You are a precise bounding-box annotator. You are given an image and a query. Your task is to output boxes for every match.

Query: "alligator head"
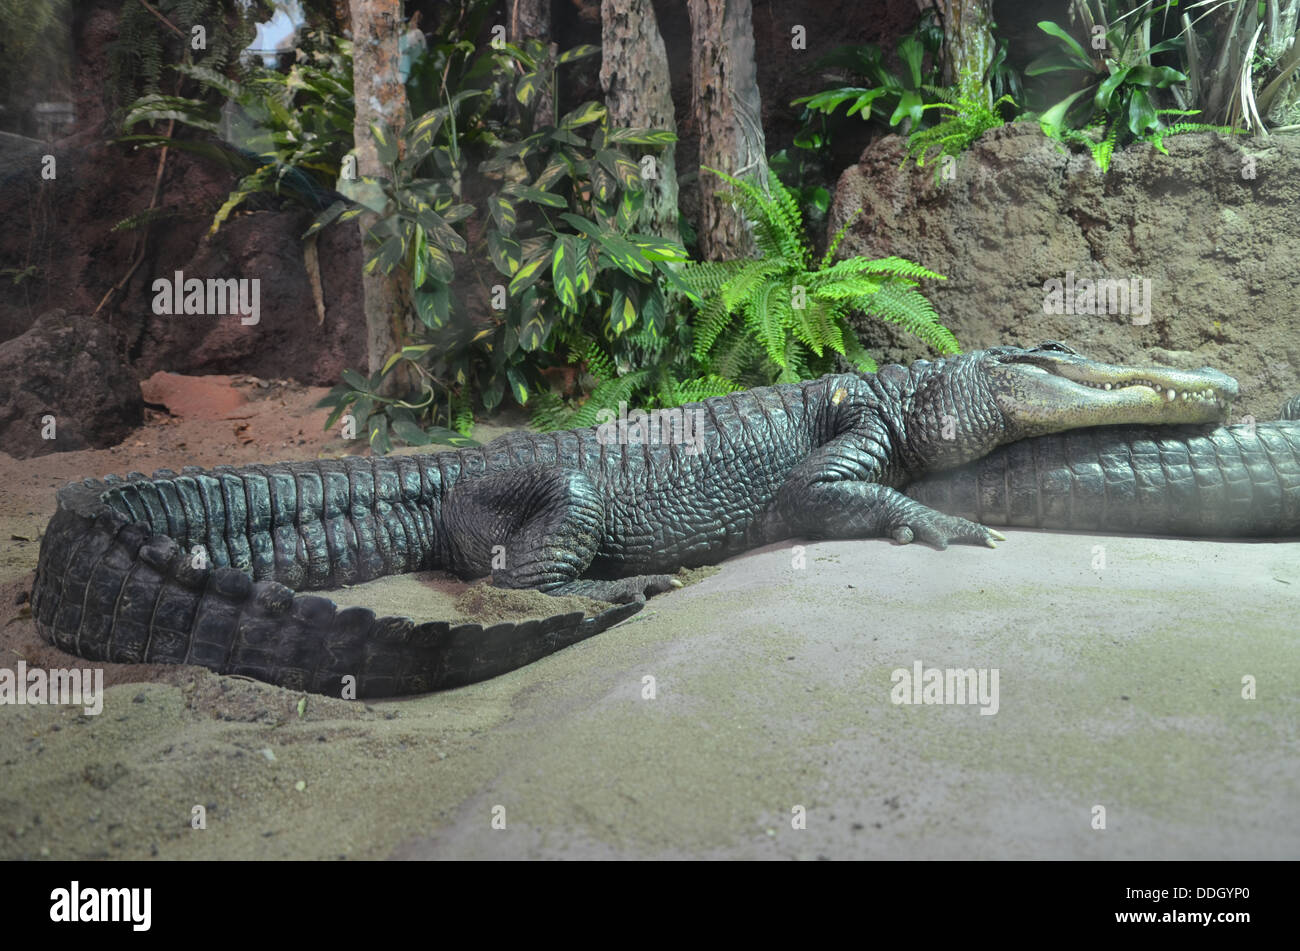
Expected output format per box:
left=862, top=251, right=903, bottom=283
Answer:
left=903, top=341, right=1239, bottom=470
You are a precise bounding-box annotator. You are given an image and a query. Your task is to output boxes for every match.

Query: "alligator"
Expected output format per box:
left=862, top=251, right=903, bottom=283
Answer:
left=908, top=401, right=1300, bottom=537
left=30, top=343, right=1240, bottom=698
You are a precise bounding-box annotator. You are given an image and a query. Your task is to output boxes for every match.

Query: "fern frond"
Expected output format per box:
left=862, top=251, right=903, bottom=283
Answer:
left=861, top=283, right=961, bottom=354
left=720, top=259, right=785, bottom=314
left=810, top=277, right=886, bottom=300
left=744, top=280, right=788, bottom=368
left=841, top=331, right=879, bottom=374
left=563, top=370, right=651, bottom=430
left=678, top=259, right=748, bottom=298
left=690, top=294, right=736, bottom=360
left=810, top=255, right=946, bottom=285
left=820, top=209, right=863, bottom=269
left=667, top=375, right=744, bottom=405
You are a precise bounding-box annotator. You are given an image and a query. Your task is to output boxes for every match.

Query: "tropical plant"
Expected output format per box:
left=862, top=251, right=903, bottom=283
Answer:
left=313, top=37, right=693, bottom=452
left=1178, top=0, right=1300, bottom=131
left=1027, top=7, right=1189, bottom=143
left=906, top=71, right=1017, bottom=178
left=117, top=31, right=355, bottom=233
left=791, top=9, right=946, bottom=137
left=679, top=167, right=956, bottom=386
left=1026, top=3, right=1239, bottom=170
left=107, top=0, right=260, bottom=118
left=767, top=147, right=832, bottom=229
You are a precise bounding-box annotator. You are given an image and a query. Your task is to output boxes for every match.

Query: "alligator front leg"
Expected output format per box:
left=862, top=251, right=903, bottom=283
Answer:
left=442, top=466, right=679, bottom=602
left=776, top=444, right=1005, bottom=549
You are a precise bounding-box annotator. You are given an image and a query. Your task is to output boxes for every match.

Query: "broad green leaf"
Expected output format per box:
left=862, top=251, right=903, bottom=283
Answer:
left=628, top=235, right=689, bottom=262
left=517, top=288, right=549, bottom=350
left=897, top=34, right=924, bottom=87
left=342, top=368, right=371, bottom=392
left=559, top=212, right=600, bottom=234
left=590, top=164, right=615, bottom=203
left=487, top=229, right=523, bottom=275
left=366, top=235, right=405, bottom=275
left=791, top=87, right=873, bottom=112
left=369, top=121, right=398, bottom=167
left=412, top=283, right=451, bottom=328
left=605, top=127, right=678, bottom=146
left=1035, top=20, right=1094, bottom=70
left=594, top=231, right=652, bottom=276
left=505, top=366, right=529, bottom=405
left=607, top=286, right=638, bottom=334
left=516, top=71, right=539, bottom=107
left=534, top=157, right=571, bottom=191
left=556, top=44, right=600, bottom=65
left=616, top=188, right=644, bottom=231
left=845, top=88, right=888, bottom=117
left=596, top=149, right=641, bottom=191
left=303, top=199, right=349, bottom=239
left=1127, top=89, right=1158, bottom=136
left=368, top=415, right=392, bottom=454
left=510, top=184, right=567, bottom=208
left=574, top=236, right=595, bottom=294
left=490, top=195, right=517, bottom=235
left=1038, top=88, right=1091, bottom=136
left=411, top=206, right=466, bottom=253
left=1126, top=65, right=1187, bottom=89
left=411, top=228, right=428, bottom=287
left=390, top=418, right=434, bottom=446
left=508, top=247, right=552, bottom=296
left=889, top=90, right=924, bottom=128
left=424, top=243, right=455, bottom=283
left=552, top=234, right=579, bottom=312
left=559, top=101, right=606, bottom=129
left=1095, top=66, right=1129, bottom=113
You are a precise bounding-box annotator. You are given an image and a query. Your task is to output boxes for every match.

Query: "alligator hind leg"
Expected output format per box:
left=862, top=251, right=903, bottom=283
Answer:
left=442, top=466, right=678, bottom=603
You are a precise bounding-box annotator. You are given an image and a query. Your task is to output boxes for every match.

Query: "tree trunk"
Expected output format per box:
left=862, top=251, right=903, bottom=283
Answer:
left=351, top=0, right=411, bottom=397
left=599, top=0, right=679, bottom=243
left=689, top=0, right=766, bottom=260
left=510, top=0, right=555, bottom=126
left=930, top=0, right=996, bottom=105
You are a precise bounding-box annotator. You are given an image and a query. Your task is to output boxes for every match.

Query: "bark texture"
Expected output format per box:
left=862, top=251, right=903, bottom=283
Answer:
left=688, top=0, right=767, bottom=260
left=351, top=0, right=410, bottom=395
left=599, top=0, right=680, bottom=242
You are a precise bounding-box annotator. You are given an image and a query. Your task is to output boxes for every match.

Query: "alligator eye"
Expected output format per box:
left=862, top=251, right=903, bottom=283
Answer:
left=1037, top=340, right=1078, bottom=354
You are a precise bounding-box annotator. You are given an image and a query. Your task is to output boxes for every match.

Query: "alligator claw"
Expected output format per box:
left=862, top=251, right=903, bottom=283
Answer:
left=892, top=511, right=1002, bottom=550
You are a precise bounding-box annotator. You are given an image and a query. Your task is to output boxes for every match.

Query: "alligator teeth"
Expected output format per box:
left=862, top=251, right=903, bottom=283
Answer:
left=1076, top=378, right=1222, bottom=405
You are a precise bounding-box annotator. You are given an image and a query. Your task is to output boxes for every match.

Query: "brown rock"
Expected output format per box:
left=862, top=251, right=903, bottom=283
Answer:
left=828, top=124, right=1300, bottom=420
left=0, top=310, right=142, bottom=458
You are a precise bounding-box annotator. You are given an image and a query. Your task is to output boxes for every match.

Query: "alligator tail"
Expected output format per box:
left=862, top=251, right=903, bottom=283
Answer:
left=31, top=468, right=640, bottom=698
left=906, top=421, right=1300, bottom=537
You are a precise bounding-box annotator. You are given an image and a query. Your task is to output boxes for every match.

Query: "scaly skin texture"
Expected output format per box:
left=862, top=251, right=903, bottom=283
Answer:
left=30, top=343, right=1239, bottom=697
left=908, top=409, right=1300, bottom=537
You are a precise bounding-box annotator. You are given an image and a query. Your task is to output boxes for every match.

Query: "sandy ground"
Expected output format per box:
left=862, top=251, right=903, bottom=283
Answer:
left=1, top=376, right=1296, bottom=860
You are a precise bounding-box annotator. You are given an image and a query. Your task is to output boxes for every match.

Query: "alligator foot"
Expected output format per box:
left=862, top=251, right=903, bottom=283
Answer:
left=547, top=574, right=684, bottom=604
left=891, top=510, right=1006, bottom=550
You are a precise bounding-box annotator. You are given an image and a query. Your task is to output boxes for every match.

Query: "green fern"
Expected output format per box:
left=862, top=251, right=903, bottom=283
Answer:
left=906, top=84, right=1016, bottom=179
left=108, top=0, right=260, bottom=121
left=1047, top=110, right=1237, bottom=174
left=1147, top=110, right=1239, bottom=155
left=1054, top=125, right=1120, bottom=172
left=679, top=167, right=955, bottom=386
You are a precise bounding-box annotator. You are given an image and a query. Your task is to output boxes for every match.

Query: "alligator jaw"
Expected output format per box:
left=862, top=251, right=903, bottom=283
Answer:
left=989, top=345, right=1239, bottom=435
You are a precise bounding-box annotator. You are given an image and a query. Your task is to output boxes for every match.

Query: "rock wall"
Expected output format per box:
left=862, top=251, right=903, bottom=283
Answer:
left=829, top=123, right=1300, bottom=421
